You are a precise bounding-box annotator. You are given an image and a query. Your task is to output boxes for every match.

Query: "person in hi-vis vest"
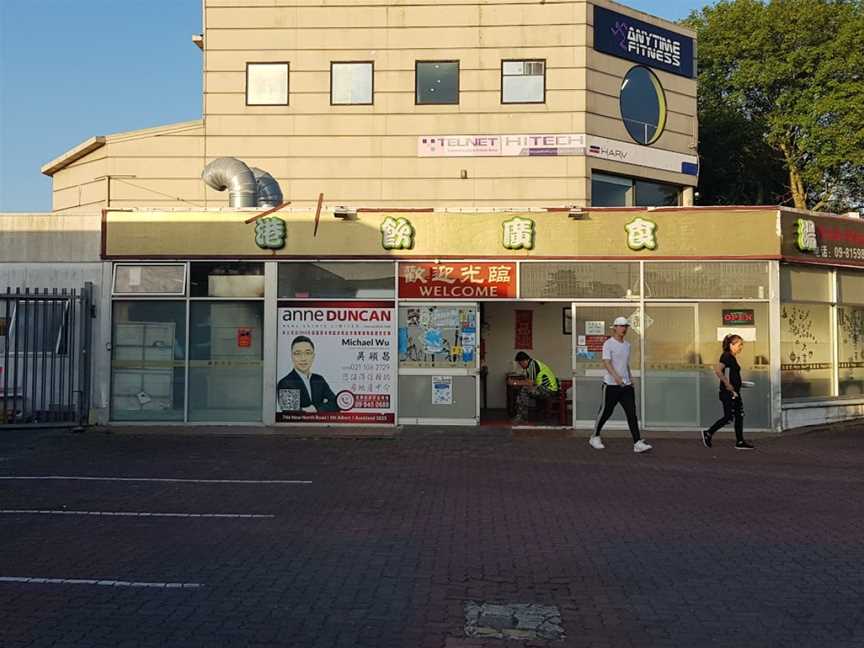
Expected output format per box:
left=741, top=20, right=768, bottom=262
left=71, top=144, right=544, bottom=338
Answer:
left=511, top=351, right=559, bottom=424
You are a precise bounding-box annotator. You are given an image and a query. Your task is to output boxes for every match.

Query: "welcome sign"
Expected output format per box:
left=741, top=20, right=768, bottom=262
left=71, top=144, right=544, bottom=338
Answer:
left=593, top=6, right=695, bottom=78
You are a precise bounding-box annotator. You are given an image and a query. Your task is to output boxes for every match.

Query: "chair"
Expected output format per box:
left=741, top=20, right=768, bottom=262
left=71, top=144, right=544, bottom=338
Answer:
left=543, top=379, right=573, bottom=426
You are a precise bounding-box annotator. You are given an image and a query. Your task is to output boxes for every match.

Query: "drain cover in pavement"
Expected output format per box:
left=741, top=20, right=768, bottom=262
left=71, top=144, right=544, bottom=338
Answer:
left=464, top=601, right=564, bottom=640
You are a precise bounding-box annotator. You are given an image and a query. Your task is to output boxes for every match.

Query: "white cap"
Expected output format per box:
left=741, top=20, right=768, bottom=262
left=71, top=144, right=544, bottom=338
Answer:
left=612, top=316, right=630, bottom=327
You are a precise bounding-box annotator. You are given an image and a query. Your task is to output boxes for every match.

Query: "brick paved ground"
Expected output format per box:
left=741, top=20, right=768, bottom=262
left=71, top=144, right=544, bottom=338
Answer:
left=0, top=423, right=862, bottom=647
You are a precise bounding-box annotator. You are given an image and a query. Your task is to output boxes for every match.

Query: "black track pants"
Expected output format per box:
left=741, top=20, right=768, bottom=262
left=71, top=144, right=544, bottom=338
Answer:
left=594, top=383, right=641, bottom=442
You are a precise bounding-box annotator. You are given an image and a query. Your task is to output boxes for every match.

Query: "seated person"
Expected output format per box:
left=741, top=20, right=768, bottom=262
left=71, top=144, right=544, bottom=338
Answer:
left=509, top=351, right=559, bottom=423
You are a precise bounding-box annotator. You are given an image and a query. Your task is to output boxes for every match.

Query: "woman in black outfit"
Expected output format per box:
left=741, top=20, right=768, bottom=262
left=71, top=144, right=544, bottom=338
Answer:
left=701, top=334, right=755, bottom=450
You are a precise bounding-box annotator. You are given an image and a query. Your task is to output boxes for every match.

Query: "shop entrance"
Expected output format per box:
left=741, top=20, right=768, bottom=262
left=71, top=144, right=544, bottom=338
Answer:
left=571, top=303, right=641, bottom=429
left=479, top=302, right=574, bottom=427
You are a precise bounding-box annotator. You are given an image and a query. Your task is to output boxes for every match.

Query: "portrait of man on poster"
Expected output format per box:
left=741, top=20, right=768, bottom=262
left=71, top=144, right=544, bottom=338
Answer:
left=276, top=335, right=339, bottom=413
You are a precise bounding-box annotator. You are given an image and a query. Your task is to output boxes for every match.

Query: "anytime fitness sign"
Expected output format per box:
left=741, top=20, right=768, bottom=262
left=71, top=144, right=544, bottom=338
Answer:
left=593, top=6, right=695, bottom=78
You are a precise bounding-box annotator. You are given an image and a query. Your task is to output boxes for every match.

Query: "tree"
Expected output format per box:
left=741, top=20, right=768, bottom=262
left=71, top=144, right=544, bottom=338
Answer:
left=685, top=0, right=864, bottom=211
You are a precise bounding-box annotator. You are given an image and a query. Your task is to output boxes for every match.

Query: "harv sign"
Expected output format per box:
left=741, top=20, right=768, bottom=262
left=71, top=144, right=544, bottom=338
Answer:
left=593, top=6, right=695, bottom=79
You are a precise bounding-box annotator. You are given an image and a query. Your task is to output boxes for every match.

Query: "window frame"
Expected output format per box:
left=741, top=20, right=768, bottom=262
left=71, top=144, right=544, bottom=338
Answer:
left=415, top=60, right=460, bottom=106
left=330, top=61, right=374, bottom=106
left=500, top=59, right=546, bottom=104
left=245, top=61, right=290, bottom=107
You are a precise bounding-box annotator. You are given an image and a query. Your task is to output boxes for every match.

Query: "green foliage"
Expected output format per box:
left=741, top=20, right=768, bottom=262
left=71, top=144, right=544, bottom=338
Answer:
left=684, top=0, right=864, bottom=210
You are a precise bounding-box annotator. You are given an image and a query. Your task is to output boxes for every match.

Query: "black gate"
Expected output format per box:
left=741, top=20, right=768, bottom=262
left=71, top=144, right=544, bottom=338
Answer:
left=1, top=284, right=94, bottom=428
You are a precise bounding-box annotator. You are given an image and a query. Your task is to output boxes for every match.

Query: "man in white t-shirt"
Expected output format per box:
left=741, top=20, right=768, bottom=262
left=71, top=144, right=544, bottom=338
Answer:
left=589, top=317, right=652, bottom=453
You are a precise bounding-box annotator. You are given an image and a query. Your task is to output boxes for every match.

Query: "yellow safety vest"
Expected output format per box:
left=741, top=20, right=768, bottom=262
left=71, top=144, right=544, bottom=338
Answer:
left=534, top=359, right=559, bottom=392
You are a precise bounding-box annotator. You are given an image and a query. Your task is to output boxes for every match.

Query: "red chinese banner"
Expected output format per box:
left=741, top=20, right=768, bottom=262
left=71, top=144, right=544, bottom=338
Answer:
left=515, top=310, right=533, bottom=349
left=398, top=262, right=517, bottom=299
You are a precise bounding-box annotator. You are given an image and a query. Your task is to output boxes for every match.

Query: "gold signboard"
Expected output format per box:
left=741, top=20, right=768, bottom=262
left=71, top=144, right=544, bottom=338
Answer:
left=103, top=208, right=782, bottom=259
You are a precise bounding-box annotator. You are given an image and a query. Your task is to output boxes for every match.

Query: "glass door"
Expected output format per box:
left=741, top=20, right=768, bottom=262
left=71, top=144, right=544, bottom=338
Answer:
left=397, top=302, right=480, bottom=424
left=643, top=304, right=700, bottom=428
left=571, top=303, right=642, bottom=428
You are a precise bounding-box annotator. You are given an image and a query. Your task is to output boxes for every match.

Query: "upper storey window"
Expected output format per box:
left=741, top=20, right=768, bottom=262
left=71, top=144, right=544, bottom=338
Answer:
left=415, top=61, right=459, bottom=105
left=501, top=60, right=545, bottom=104
left=331, top=62, right=374, bottom=105
left=619, top=66, right=667, bottom=145
left=246, top=62, right=289, bottom=106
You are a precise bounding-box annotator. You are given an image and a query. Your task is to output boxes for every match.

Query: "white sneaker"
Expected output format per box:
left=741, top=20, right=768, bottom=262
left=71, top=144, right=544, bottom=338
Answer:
left=589, top=435, right=605, bottom=450
left=633, top=440, right=653, bottom=453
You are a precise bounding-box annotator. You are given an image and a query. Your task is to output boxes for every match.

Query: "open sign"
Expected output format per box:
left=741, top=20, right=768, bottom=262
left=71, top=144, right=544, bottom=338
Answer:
left=722, top=309, right=754, bottom=326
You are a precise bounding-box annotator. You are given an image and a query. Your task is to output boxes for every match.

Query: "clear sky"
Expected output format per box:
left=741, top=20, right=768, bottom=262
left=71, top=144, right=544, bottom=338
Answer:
left=0, top=0, right=705, bottom=213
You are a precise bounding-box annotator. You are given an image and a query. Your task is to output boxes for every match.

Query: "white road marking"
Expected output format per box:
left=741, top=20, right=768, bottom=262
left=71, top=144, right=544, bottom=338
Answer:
left=0, top=510, right=274, bottom=518
left=0, top=476, right=311, bottom=484
left=0, top=576, right=203, bottom=588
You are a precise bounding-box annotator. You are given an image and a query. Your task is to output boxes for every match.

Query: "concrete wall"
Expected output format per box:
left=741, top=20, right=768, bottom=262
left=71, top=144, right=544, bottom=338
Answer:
left=49, top=121, right=205, bottom=213
left=0, top=213, right=101, bottom=261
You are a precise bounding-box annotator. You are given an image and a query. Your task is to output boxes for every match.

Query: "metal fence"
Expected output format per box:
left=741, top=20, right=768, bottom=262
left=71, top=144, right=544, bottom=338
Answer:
left=0, top=284, right=94, bottom=428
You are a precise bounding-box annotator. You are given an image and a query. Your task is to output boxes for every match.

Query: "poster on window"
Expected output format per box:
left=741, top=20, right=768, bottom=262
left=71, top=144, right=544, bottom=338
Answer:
left=276, top=301, right=396, bottom=424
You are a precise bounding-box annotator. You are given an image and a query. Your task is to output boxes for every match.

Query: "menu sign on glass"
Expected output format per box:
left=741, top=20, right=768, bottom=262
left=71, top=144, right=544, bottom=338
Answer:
left=398, top=262, right=517, bottom=299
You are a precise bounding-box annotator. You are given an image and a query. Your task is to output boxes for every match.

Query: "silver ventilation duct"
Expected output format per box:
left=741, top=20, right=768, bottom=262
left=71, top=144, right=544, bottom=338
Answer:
left=202, top=157, right=258, bottom=208
left=251, top=167, right=284, bottom=208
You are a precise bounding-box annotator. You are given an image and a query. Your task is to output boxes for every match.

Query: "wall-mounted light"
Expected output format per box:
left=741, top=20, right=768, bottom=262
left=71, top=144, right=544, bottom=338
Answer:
left=460, top=169, right=468, bottom=179
left=568, top=207, right=587, bottom=220
left=333, top=206, right=357, bottom=220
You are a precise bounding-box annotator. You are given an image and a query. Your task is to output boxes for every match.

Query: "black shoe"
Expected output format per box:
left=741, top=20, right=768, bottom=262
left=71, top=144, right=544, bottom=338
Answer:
left=701, top=430, right=712, bottom=448
left=735, top=440, right=755, bottom=450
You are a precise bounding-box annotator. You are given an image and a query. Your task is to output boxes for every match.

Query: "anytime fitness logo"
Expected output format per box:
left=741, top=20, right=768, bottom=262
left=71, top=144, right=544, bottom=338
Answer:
left=610, top=20, right=682, bottom=68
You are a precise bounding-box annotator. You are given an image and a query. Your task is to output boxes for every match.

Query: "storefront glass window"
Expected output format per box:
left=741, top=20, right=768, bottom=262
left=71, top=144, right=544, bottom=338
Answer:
left=190, top=262, right=264, bottom=298
left=698, top=302, right=771, bottom=429
left=278, top=262, right=394, bottom=299
left=836, top=271, right=864, bottom=397
left=781, top=302, right=833, bottom=399
left=111, top=301, right=186, bottom=421
left=838, top=271, right=864, bottom=305
left=188, top=302, right=263, bottom=422
left=634, top=180, right=680, bottom=207
left=837, top=305, right=864, bottom=397
left=619, top=66, right=666, bottom=145
left=520, top=262, right=640, bottom=299
left=780, top=266, right=831, bottom=302
left=113, top=264, right=186, bottom=295
left=591, top=173, right=632, bottom=207
left=645, top=262, right=769, bottom=299
left=398, top=305, right=478, bottom=369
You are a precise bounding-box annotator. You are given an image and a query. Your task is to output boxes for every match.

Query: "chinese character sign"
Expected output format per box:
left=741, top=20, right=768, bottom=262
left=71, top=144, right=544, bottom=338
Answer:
left=380, top=217, right=415, bottom=250
left=276, top=301, right=397, bottom=424
left=502, top=217, right=536, bottom=250
left=255, top=217, right=287, bottom=250
left=795, top=218, right=817, bottom=252
left=625, top=217, right=657, bottom=251
left=398, top=262, right=517, bottom=299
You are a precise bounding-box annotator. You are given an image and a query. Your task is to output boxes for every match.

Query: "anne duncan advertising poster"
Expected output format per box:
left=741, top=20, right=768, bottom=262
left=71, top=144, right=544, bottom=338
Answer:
left=276, top=301, right=397, bottom=424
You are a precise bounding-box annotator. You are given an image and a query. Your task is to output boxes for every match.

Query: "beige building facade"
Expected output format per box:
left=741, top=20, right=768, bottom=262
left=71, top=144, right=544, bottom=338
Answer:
left=43, top=0, right=698, bottom=213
